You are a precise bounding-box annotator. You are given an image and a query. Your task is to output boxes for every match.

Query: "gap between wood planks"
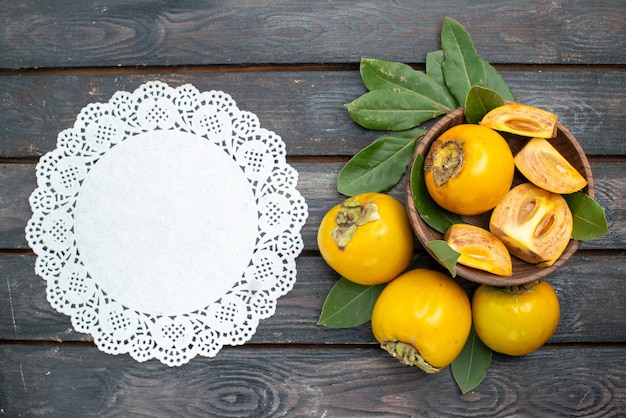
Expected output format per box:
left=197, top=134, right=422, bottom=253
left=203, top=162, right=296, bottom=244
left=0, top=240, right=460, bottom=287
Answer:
left=0, top=248, right=624, bottom=259
left=0, top=63, right=625, bottom=78
left=1, top=338, right=625, bottom=351
left=1, top=155, right=625, bottom=165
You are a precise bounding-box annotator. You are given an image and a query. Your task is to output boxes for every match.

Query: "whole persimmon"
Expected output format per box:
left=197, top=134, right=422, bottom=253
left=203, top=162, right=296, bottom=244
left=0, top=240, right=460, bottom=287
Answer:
left=371, top=268, right=472, bottom=372
left=317, top=193, right=413, bottom=285
left=424, top=124, right=514, bottom=216
left=472, top=280, right=560, bottom=356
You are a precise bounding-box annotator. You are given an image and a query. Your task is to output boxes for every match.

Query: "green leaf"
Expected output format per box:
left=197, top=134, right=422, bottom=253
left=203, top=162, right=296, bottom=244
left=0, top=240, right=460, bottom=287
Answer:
left=464, top=86, right=505, bottom=124
left=452, top=325, right=493, bottom=394
left=441, top=17, right=488, bottom=105
left=359, top=58, right=458, bottom=110
left=337, top=128, right=425, bottom=196
left=481, top=58, right=516, bottom=101
left=345, top=90, right=450, bottom=131
left=409, top=153, right=464, bottom=233
left=317, top=278, right=386, bottom=328
left=425, top=240, right=460, bottom=277
left=426, top=50, right=459, bottom=107
left=346, top=58, right=458, bottom=131
left=426, top=50, right=447, bottom=88
left=563, top=192, right=610, bottom=240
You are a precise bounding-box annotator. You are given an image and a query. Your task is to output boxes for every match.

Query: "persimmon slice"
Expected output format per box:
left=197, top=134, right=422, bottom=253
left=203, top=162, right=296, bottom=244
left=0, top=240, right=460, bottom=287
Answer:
left=444, top=224, right=512, bottom=276
left=490, top=183, right=573, bottom=267
left=515, top=137, right=587, bottom=194
left=480, top=103, right=558, bottom=139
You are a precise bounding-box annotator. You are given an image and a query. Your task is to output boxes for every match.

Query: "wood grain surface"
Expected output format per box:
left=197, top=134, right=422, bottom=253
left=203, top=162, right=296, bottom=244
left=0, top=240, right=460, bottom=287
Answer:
left=1, top=160, right=624, bottom=251
left=2, top=253, right=626, bottom=345
left=1, top=345, right=625, bottom=417
left=2, top=1, right=626, bottom=68
left=1, top=71, right=626, bottom=158
left=1, top=1, right=625, bottom=416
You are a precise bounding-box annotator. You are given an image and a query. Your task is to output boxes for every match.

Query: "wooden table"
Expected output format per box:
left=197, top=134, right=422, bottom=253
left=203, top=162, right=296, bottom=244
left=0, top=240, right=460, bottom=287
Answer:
left=1, top=2, right=625, bottom=416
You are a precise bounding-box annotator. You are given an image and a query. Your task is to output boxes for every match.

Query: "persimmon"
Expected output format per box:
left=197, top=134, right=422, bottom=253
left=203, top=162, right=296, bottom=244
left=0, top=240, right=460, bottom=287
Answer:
left=444, top=224, right=512, bottom=276
left=490, top=183, right=573, bottom=267
left=480, top=103, right=558, bottom=139
left=371, top=269, right=471, bottom=372
left=515, top=137, right=587, bottom=194
left=473, top=280, right=560, bottom=356
left=424, top=124, right=514, bottom=216
left=317, top=193, right=414, bottom=285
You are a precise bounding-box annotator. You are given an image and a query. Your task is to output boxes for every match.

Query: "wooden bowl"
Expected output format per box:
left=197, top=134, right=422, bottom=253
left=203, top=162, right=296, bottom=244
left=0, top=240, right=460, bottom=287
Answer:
left=405, top=106, right=594, bottom=286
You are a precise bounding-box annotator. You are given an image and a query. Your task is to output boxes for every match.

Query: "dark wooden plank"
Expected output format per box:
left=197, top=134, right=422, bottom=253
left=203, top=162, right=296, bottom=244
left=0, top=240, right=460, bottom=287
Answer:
left=2, top=1, right=626, bottom=69
left=0, top=165, right=35, bottom=250
left=581, top=161, right=626, bottom=252
left=0, top=72, right=374, bottom=159
left=1, top=70, right=626, bottom=158
left=1, top=160, right=624, bottom=251
left=1, top=344, right=625, bottom=417
left=2, top=253, right=626, bottom=344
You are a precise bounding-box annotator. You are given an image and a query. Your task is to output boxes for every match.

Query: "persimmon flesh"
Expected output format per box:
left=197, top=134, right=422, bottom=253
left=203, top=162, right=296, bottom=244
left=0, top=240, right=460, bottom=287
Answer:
left=490, top=183, right=573, bottom=267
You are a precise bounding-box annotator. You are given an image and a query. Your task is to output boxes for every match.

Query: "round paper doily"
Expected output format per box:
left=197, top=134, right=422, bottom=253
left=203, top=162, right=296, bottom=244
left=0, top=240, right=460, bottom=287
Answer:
left=25, top=81, right=308, bottom=366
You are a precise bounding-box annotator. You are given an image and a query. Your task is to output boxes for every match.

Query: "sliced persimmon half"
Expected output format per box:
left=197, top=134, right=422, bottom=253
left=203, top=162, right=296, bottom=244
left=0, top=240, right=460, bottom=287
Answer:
left=480, top=103, right=558, bottom=139
left=444, top=224, right=513, bottom=276
left=515, top=137, right=588, bottom=194
left=490, top=183, right=573, bottom=267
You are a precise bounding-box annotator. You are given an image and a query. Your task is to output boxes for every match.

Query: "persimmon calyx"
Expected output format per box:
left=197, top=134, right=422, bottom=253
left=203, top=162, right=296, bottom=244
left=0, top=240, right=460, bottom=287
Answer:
left=424, top=139, right=465, bottom=186
left=381, top=341, right=440, bottom=374
left=331, top=199, right=380, bottom=250
left=502, top=281, right=539, bottom=295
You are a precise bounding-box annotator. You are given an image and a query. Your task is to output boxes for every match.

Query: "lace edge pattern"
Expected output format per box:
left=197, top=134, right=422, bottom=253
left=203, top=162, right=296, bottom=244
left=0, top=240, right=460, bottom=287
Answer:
left=25, top=81, right=308, bottom=367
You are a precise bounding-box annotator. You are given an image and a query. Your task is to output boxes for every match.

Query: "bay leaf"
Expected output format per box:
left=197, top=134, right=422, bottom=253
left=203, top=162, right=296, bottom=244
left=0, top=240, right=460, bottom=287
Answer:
left=464, top=86, right=505, bottom=124
left=317, top=278, right=386, bottom=328
left=426, top=50, right=447, bottom=88
left=441, top=17, right=488, bottom=105
left=359, top=57, right=458, bottom=110
left=337, top=128, right=426, bottom=196
left=563, top=192, right=610, bottom=240
left=409, top=153, right=464, bottom=233
left=425, top=240, right=460, bottom=277
left=426, top=50, right=459, bottom=107
left=481, top=58, right=516, bottom=101
left=451, top=325, right=493, bottom=394
left=345, top=90, right=451, bottom=131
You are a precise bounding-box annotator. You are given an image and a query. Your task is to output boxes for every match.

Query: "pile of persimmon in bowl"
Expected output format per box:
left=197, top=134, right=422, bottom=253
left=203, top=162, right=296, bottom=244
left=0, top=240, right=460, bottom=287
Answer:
left=406, top=103, right=593, bottom=286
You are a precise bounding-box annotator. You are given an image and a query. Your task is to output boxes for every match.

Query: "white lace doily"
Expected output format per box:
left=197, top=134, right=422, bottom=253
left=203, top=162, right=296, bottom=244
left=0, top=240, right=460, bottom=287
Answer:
left=25, top=81, right=308, bottom=366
